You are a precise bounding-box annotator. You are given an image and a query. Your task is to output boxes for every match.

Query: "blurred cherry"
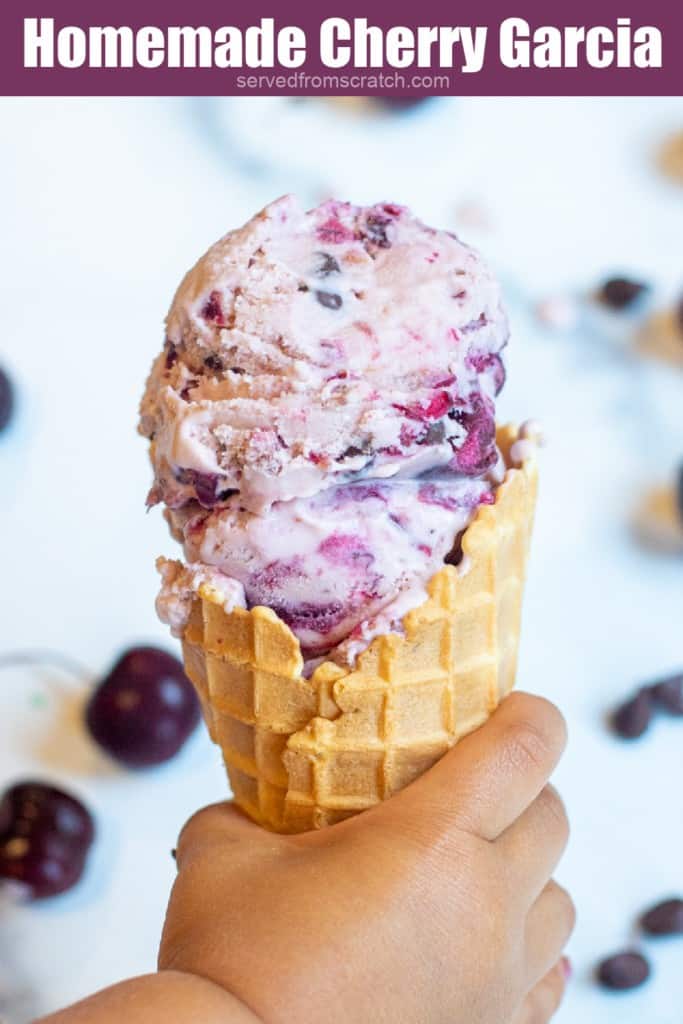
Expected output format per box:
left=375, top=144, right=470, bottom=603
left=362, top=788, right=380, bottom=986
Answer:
left=0, top=781, right=94, bottom=899
left=85, top=646, right=200, bottom=767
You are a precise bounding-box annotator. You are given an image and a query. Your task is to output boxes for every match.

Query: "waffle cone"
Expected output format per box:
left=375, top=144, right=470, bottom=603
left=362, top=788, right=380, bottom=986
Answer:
left=179, top=424, right=538, bottom=832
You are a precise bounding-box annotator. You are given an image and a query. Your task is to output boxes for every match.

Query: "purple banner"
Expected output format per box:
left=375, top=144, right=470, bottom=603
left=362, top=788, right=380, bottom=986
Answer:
left=1, top=1, right=681, bottom=96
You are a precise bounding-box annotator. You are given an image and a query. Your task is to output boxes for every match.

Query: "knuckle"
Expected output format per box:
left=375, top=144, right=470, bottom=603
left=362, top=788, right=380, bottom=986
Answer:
left=522, top=997, right=547, bottom=1024
left=538, top=785, right=570, bottom=841
left=504, top=721, right=553, bottom=775
left=503, top=699, right=567, bottom=776
left=525, top=970, right=565, bottom=1022
left=548, top=880, right=577, bottom=937
left=385, top=811, right=478, bottom=872
left=560, top=892, right=577, bottom=938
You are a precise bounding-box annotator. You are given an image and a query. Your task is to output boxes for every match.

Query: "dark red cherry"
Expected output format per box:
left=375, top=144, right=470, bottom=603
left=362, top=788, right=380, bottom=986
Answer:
left=0, top=782, right=94, bottom=899
left=86, top=646, right=200, bottom=768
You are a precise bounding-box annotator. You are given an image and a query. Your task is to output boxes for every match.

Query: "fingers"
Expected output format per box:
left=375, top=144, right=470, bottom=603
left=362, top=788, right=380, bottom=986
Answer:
left=175, top=801, right=264, bottom=869
left=376, top=692, right=567, bottom=842
left=496, top=785, right=570, bottom=901
left=513, top=959, right=569, bottom=1024
left=525, top=880, right=576, bottom=987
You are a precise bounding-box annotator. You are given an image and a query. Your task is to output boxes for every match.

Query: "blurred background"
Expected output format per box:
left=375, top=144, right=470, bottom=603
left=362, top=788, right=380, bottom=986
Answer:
left=0, top=96, right=682, bottom=1022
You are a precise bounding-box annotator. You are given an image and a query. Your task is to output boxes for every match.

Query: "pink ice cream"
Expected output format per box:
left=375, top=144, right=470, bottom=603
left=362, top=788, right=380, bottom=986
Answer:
left=141, top=196, right=509, bottom=663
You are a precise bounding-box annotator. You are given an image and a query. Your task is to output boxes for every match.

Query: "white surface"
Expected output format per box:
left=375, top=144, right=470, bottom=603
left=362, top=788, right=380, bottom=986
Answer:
left=0, top=96, right=682, bottom=1022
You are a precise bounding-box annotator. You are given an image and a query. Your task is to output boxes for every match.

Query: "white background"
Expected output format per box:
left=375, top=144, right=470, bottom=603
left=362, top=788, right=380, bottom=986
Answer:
left=0, top=96, right=682, bottom=1022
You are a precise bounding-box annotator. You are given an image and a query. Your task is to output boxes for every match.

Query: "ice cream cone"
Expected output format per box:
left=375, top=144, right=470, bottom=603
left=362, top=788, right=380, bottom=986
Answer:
left=176, top=424, right=537, bottom=833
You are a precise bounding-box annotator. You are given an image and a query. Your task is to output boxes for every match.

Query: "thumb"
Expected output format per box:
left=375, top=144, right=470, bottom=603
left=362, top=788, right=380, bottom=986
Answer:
left=175, top=801, right=266, bottom=869
left=369, top=691, right=567, bottom=843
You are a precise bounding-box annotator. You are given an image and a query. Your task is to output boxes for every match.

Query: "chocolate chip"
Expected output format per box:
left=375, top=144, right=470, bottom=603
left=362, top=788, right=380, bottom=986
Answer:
left=342, top=445, right=367, bottom=459
left=297, top=282, right=309, bottom=293
left=596, top=952, right=650, bottom=990
left=598, top=277, right=649, bottom=310
left=230, top=366, right=245, bottom=375
left=364, top=215, right=391, bottom=249
left=164, top=342, right=178, bottom=370
left=247, top=245, right=265, bottom=269
left=649, top=673, right=683, bottom=716
left=179, top=380, right=199, bottom=401
left=313, top=252, right=340, bottom=277
left=204, top=354, right=224, bottom=372
left=316, top=291, right=343, bottom=311
left=640, top=898, right=683, bottom=936
left=445, top=535, right=464, bottom=566
left=611, top=689, right=652, bottom=739
left=419, top=421, right=446, bottom=445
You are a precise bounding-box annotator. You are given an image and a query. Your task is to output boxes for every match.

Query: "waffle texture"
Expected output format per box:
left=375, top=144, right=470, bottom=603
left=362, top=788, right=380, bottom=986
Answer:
left=179, top=424, right=538, bottom=832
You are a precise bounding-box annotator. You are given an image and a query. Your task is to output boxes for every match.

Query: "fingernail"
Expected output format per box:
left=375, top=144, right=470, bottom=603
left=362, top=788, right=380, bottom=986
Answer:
left=561, top=956, right=573, bottom=980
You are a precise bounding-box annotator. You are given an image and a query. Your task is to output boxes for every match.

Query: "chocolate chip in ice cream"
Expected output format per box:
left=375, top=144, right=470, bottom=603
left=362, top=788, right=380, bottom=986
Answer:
left=364, top=214, right=392, bottom=249
left=164, top=342, right=178, bottom=370
left=313, top=252, right=341, bottom=277
left=598, top=277, right=649, bottom=310
left=640, top=898, right=683, bottom=936
left=419, top=421, right=446, bottom=445
left=316, top=290, right=343, bottom=310
left=342, top=444, right=370, bottom=459
left=596, top=951, right=651, bottom=991
left=611, top=689, right=653, bottom=739
left=649, top=673, right=683, bottom=716
left=204, top=354, right=224, bottom=373
left=445, top=534, right=464, bottom=567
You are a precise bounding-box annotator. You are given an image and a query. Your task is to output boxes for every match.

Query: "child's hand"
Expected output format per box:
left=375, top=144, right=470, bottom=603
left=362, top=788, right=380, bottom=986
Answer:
left=160, top=692, right=574, bottom=1024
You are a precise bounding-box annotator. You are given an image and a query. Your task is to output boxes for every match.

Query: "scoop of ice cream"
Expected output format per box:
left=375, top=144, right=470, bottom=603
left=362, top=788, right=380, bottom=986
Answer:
left=145, top=196, right=512, bottom=663
left=163, top=474, right=493, bottom=657
left=140, top=195, right=507, bottom=514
